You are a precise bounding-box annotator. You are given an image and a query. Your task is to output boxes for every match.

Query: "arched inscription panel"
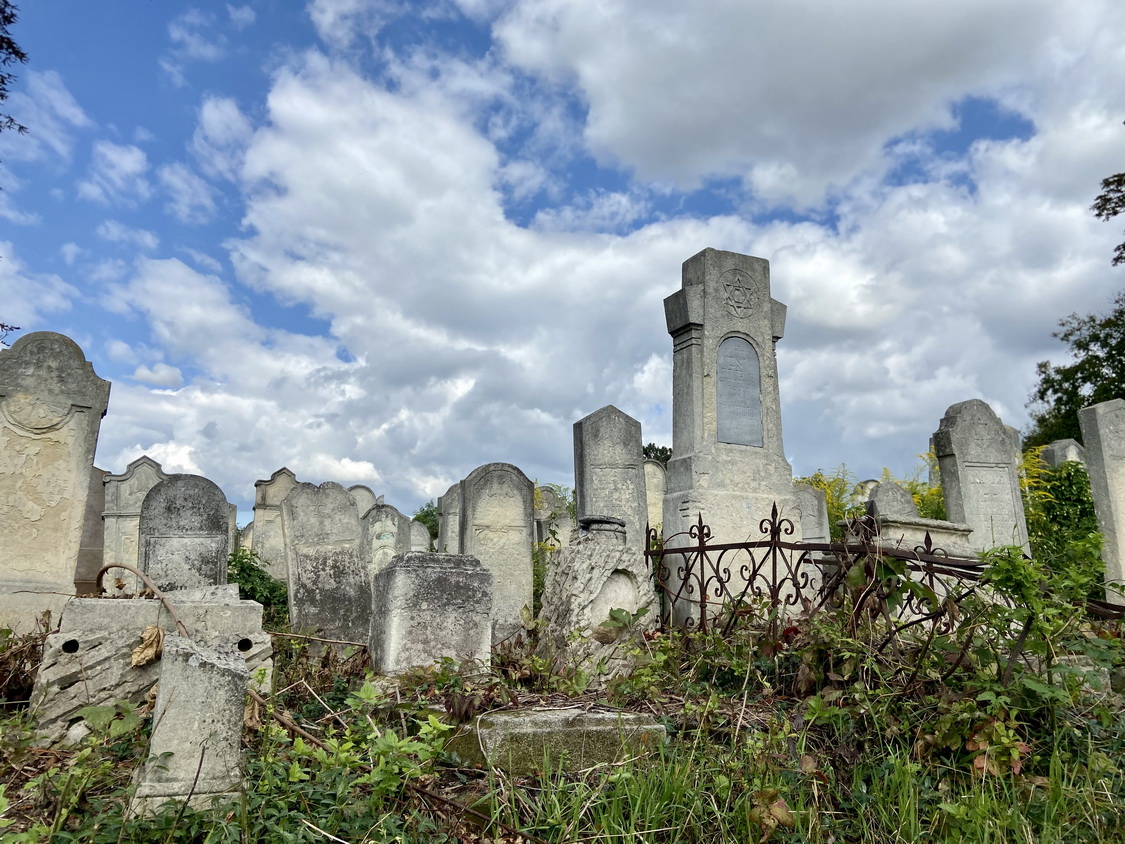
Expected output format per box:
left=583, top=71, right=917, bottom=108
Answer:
left=716, top=336, right=763, bottom=447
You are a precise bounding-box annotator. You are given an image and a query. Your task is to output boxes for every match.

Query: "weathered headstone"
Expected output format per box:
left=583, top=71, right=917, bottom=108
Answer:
left=131, top=636, right=247, bottom=814
left=362, top=503, right=411, bottom=574
left=533, top=484, right=572, bottom=547
left=75, top=466, right=107, bottom=595
left=370, top=552, right=493, bottom=673
left=410, top=519, right=431, bottom=552
left=458, top=463, right=534, bottom=642
left=30, top=584, right=272, bottom=746
left=1079, top=400, right=1125, bottom=600
left=863, top=482, right=975, bottom=557
left=574, top=406, right=647, bottom=549
left=348, top=484, right=379, bottom=518
left=239, top=520, right=254, bottom=550
left=538, top=517, right=657, bottom=683
left=281, top=481, right=367, bottom=641
left=437, top=482, right=462, bottom=553
left=0, top=332, right=111, bottom=631
left=866, top=481, right=918, bottom=520
left=793, top=483, right=830, bottom=546
left=252, top=467, right=298, bottom=580
left=1042, top=438, right=1087, bottom=468
left=661, top=250, right=799, bottom=623
left=139, top=475, right=231, bottom=592
left=103, top=456, right=169, bottom=583
left=643, top=459, right=667, bottom=538
left=933, top=399, right=1029, bottom=553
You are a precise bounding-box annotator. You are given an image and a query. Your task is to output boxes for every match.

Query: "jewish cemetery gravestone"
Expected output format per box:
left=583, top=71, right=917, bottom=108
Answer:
left=103, top=456, right=169, bottom=582
left=458, top=463, right=534, bottom=643
left=437, top=482, right=462, bottom=553
left=75, top=466, right=108, bottom=594
left=644, top=458, right=667, bottom=536
left=139, top=474, right=231, bottom=591
left=363, top=503, right=411, bottom=574
left=281, top=481, right=368, bottom=641
left=1079, top=399, right=1125, bottom=600
left=933, top=399, right=1029, bottom=553
left=0, top=332, right=111, bottom=631
left=1041, top=438, right=1087, bottom=468
left=574, top=405, right=647, bottom=549
left=252, top=467, right=299, bottom=580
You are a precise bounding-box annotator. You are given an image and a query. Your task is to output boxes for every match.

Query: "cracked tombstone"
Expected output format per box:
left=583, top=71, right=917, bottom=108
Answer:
left=139, top=475, right=231, bottom=592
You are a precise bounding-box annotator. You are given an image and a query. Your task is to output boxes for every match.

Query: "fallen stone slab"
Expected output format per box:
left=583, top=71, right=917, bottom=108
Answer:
left=30, top=588, right=271, bottom=746
left=446, top=707, right=665, bottom=774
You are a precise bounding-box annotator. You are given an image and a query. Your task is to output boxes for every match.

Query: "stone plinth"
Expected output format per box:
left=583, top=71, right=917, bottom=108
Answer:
left=447, top=709, right=666, bottom=774
left=370, top=552, right=492, bottom=674
left=0, top=332, right=110, bottom=631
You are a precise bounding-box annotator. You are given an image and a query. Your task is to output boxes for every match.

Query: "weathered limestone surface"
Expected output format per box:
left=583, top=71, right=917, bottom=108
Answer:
left=348, top=484, right=379, bottom=518
left=281, top=481, right=368, bottom=641
left=864, top=481, right=975, bottom=557
left=933, top=399, right=1029, bottom=553
left=793, top=483, right=830, bottom=546
left=103, top=456, right=168, bottom=582
left=30, top=586, right=271, bottom=746
left=533, top=485, right=572, bottom=547
left=75, top=466, right=107, bottom=594
left=447, top=709, right=666, bottom=774
left=0, top=332, right=111, bottom=631
left=538, top=518, right=657, bottom=683
left=139, top=474, right=231, bottom=591
left=1042, top=438, right=1087, bottom=468
left=410, top=520, right=431, bottom=552
left=574, top=406, right=647, bottom=549
left=661, top=250, right=798, bottom=624
left=1079, top=400, right=1125, bottom=599
left=437, top=482, right=462, bottom=553
left=370, top=552, right=492, bottom=673
left=643, top=459, right=667, bottom=537
left=131, top=636, right=247, bottom=813
left=362, top=503, right=411, bottom=574
left=252, top=467, right=298, bottom=580
left=458, top=463, right=534, bottom=642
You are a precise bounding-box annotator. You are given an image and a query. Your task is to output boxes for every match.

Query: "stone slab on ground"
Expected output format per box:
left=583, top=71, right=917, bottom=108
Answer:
left=447, top=708, right=666, bottom=774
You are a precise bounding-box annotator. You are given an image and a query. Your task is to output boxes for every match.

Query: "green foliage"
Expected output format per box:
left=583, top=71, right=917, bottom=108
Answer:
left=1092, top=154, right=1125, bottom=266
left=412, top=499, right=438, bottom=544
left=1025, top=290, right=1125, bottom=446
left=643, top=442, right=672, bottom=465
left=227, top=547, right=289, bottom=629
left=796, top=465, right=863, bottom=541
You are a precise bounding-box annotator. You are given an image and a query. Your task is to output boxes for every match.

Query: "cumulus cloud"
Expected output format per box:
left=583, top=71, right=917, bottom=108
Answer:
left=0, top=71, right=92, bottom=164
left=77, top=141, right=151, bottom=205
left=132, top=362, right=185, bottom=388
left=191, top=96, right=254, bottom=181
left=0, top=243, right=80, bottom=329
left=162, top=9, right=226, bottom=85
left=158, top=162, right=217, bottom=223
left=95, top=219, right=160, bottom=251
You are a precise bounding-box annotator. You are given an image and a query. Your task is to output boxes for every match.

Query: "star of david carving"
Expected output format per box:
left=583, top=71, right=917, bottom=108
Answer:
left=722, top=272, right=753, bottom=318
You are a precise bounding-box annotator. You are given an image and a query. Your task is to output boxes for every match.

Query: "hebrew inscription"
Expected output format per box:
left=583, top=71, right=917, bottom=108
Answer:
left=716, top=336, right=763, bottom=446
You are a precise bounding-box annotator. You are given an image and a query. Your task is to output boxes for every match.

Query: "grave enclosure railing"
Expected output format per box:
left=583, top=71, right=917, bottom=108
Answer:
left=644, top=506, right=1125, bottom=639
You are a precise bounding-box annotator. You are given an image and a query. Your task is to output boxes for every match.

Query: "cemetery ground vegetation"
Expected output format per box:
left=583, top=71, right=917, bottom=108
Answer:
left=1, top=460, right=1123, bottom=841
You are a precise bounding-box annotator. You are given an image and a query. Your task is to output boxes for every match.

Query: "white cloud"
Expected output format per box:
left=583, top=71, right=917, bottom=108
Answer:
left=95, top=219, right=160, bottom=251
left=307, top=0, right=399, bottom=49
left=132, top=362, right=185, bottom=388
left=191, top=96, right=253, bottom=181
left=77, top=141, right=152, bottom=205
left=227, top=4, right=256, bottom=28
left=158, top=162, right=217, bottom=223
left=162, top=9, right=226, bottom=85
left=0, top=71, right=92, bottom=164
left=0, top=242, right=80, bottom=329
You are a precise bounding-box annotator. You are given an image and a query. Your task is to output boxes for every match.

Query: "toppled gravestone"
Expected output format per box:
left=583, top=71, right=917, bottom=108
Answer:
left=130, top=635, right=248, bottom=815
left=446, top=707, right=666, bottom=774
left=29, top=585, right=271, bottom=746
left=537, top=517, right=657, bottom=685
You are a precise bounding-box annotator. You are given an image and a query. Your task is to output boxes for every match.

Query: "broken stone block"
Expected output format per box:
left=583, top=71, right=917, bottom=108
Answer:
left=370, top=552, right=492, bottom=674
left=130, top=635, right=247, bottom=815
left=446, top=708, right=666, bottom=774
left=30, top=587, right=271, bottom=746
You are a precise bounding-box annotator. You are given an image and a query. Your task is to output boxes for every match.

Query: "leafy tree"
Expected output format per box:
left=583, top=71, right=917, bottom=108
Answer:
left=1025, top=291, right=1125, bottom=446
left=643, top=442, right=672, bottom=465
left=412, top=499, right=438, bottom=542
left=0, top=1, right=27, bottom=139
left=1092, top=146, right=1125, bottom=266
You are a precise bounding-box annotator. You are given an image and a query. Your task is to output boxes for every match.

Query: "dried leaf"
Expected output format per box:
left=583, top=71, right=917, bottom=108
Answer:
left=799, top=754, right=818, bottom=774
left=592, top=624, right=620, bottom=644
left=139, top=682, right=159, bottom=717
left=244, top=695, right=262, bottom=730
left=131, top=625, right=164, bottom=667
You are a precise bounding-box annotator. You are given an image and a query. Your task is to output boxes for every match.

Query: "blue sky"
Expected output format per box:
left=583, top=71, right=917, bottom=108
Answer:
left=3, top=0, right=1124, bottom=523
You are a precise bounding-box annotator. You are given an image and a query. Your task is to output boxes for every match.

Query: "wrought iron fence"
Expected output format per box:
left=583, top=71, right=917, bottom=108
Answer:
left=645, top=506, right=1125, bottom=638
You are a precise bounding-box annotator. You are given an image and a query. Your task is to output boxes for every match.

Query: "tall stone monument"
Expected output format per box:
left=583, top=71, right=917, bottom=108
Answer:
left=574, top=406, right=647, bottom=548
left=933, top=399, right=1029, bottom=553
left=0, top=332, right=110, bottom=631
left=103, top=456, right=168, bottom=579
left=139, top=474, right=231, bottom=591
left=458, top=463, right=534, bottom=642
left=1079, top=399, right=1125, bottom=599
left=252, top=467, right=298, bottom=580
left=662, top=249, right=798, bottom=546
